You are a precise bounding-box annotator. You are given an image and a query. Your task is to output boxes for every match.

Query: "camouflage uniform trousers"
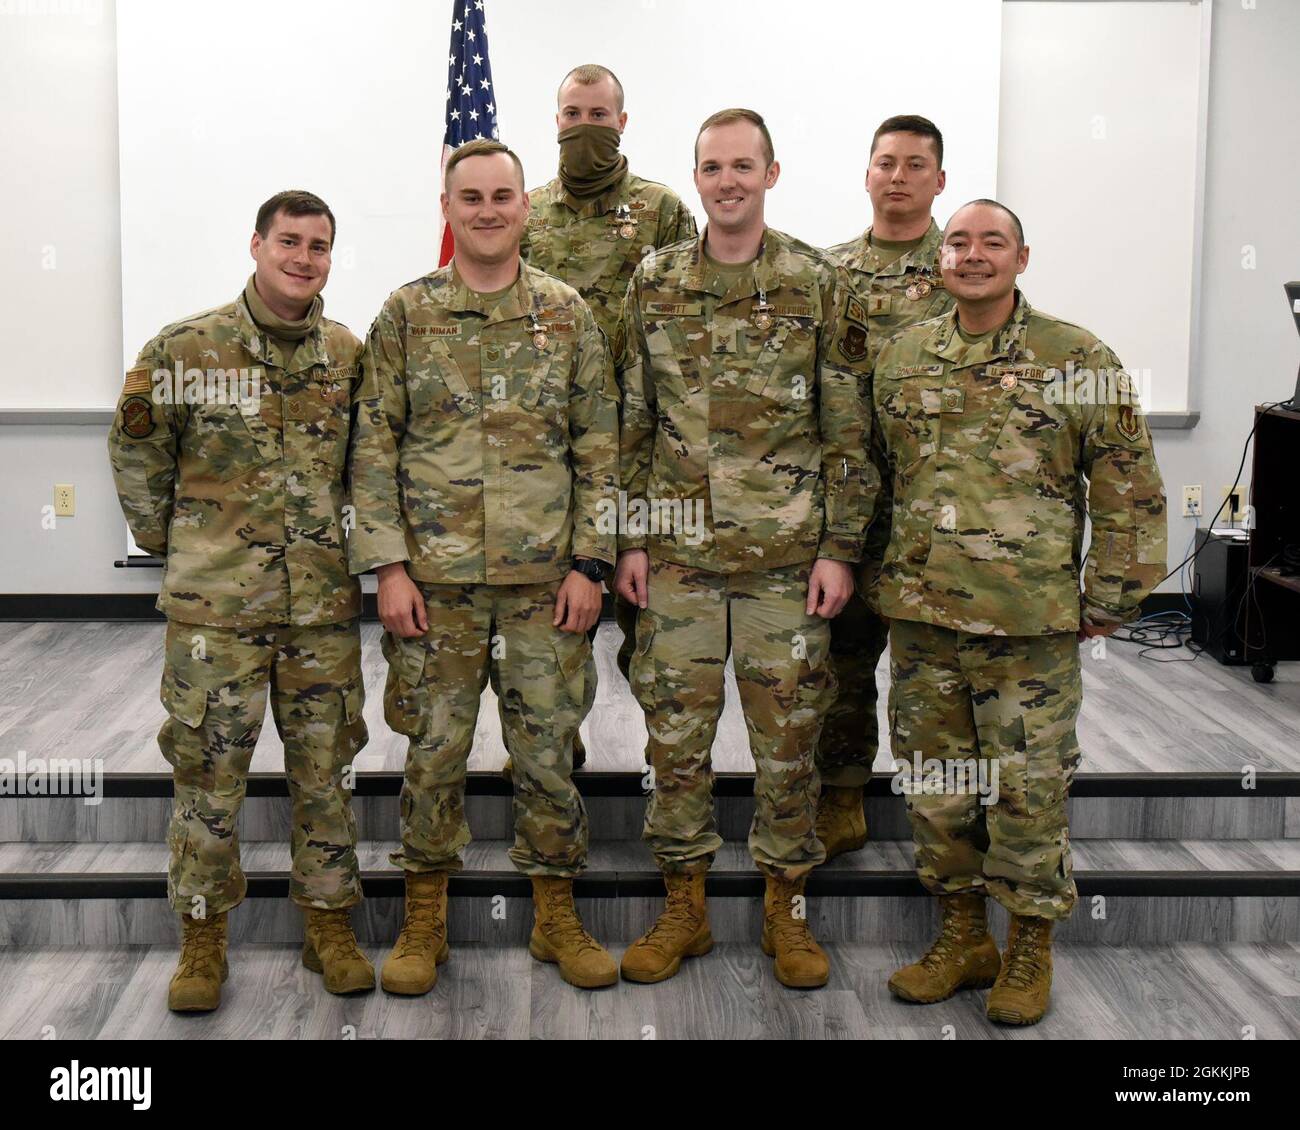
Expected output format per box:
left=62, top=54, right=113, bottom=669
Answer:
left=383, top=580, right=591, bottom=878
left=818, top=591, right=890, bottom=786
left=889, top=619, right=1082, bottom=920
left=158, top=617, right=366, bottom=916
left=630, top=559, right=834, bottom=879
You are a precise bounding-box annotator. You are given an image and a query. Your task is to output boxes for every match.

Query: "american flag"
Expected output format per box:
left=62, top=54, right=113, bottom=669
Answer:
left=438, top=0, right=500, bottom=267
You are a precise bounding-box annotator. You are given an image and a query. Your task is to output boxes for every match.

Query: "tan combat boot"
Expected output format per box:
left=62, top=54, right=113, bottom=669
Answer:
left=889, top=892, right=1002, bottom=1003
left=528, top=876, right=617, bottom=989
left=987, top=914, right=1054, bottom=1025
left=761, top=875, right=830, bottom=989
left=168, top=911, right=229, bottom=1013
left=620, top=872, right=713, bottom=984
left=815, top=784, right=868, bottom=861
left=381, top=871, right=450, bottom=996
left=302, top=907, right=375, bottom=995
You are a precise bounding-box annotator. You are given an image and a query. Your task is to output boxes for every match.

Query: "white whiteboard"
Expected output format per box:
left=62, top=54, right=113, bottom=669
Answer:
left=999, top=0, right=1210, bottom=414
left=115, top=0, right=1002, bottom=377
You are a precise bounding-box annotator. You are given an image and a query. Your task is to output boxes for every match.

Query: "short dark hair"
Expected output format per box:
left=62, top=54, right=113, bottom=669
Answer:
left=870, top=114, right=944, bottom=169
left=443, top=138, right=526, bottom=193
left=946, top=198, right=1026, bottom=248
left=695, top=107, right=775, bottom=167
left=255, top=190, right=336, bottom=247
left=559, top=64, right=625, bottom=113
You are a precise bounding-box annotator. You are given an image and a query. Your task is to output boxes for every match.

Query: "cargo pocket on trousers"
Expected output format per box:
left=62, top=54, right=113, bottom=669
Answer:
left=1006, top=716, right=1072, bottom=816
left=380, top=631, right=430, bottom=739
left=158, top=673, right=209, bottom=778
left=553, top=631, right=590, bottom=711
left=628, top=614, right=657, bottom=715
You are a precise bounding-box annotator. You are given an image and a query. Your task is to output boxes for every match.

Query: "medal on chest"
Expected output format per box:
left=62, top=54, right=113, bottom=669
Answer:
left=614, top=203, right=636, bottom=240
left=752, top=282, right=773, bottom=332
left=527, top=312, right=548, bottom=351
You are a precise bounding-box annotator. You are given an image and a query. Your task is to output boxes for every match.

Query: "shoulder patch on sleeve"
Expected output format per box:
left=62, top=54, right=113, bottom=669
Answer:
left=119, top=395, right=157, bottom=439
left=844, top=294, right=868, bottom=327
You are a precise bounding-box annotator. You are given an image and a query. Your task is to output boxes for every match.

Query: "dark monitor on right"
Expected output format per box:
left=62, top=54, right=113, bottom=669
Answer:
left=1287, top=281, right=1300, bottom=407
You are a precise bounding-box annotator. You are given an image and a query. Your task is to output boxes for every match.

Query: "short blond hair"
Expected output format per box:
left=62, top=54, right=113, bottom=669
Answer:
left=444, top=138, right=525, bottom=192
left=558, top=63, right=625, bottom=113
left=695, top=108, right=775, bottom=167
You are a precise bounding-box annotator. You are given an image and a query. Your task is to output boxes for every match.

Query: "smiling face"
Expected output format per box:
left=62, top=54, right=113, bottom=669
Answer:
left=441, top=151, right=530, bottom=270
left=249, top=210, right=333, bottom=316
left=940, top=202, right=1029, bottom=305
left=866, top=131, right=945, bottom=227
left=556, top=74, right=627, bottom=133
left=693, top=120, right=779, bottom=237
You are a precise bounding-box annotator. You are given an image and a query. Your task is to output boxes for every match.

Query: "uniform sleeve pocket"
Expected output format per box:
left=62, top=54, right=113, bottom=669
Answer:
left=161, top=676, right=208, bottom=729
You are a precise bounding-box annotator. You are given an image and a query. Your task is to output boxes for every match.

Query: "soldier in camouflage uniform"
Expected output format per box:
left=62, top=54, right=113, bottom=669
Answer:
left=515, top=64, right=697, bottom=771
left=108, top=190, right=375, bottom=1013
left=877, top=200, right=1167, bottom=1024
left=615, top=110, right=877, bottom=990
left=348, top=140, right=620, bottom=993
left=818, top=115, right=956, bottom=860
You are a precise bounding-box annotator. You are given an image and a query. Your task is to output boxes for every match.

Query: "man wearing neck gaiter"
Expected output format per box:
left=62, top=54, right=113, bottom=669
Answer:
left=518, top=64, right=698, bottom=771
left=108, top=191, right=374, bottom=1012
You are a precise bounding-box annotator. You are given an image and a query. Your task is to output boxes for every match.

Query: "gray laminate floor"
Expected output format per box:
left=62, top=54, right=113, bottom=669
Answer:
left=0, top=941, right=1295, bottom=1040
left=2, top=618, right=1297, bottom=776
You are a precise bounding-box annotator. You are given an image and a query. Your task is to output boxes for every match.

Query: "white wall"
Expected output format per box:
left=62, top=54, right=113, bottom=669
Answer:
left=2, top=0, right=1298, bottom=599
left=110, top=0, right=1000, bottom=396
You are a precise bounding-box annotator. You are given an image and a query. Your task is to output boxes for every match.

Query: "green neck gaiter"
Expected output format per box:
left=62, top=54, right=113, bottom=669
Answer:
left=244, top=274, right=323, bottom=342
left=557, top=124, right=628, bottom=200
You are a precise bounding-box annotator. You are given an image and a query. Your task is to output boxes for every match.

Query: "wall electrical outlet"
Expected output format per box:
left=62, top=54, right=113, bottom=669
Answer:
left=1223, top=484, right=1245, bottom=521
left=1181, top=484, right=1202, bottom=518
left=54, top=484, right=75, bottom=517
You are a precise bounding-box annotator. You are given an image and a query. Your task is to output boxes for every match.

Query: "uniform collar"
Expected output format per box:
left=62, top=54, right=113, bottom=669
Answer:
left=233, top=290, right=329, bottom=374
left=928, top=289, right=1034, bottom=366
left=680, top=225, right=784, bottom=302
left=445, top=259, right=539, bottom=325
left=841, top=219, right=943, bottom=279
left=552, top=169, right=633, bottom=217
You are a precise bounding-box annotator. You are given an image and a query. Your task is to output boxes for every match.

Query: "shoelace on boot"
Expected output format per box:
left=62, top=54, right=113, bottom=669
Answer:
left=178, top=920, right=224, bottom=977
left=1001, top=921, right=1049, bottom=990
left=918, top=915, right=976, bottom=972
left=637, top=884, right=699, bottom=955
left=766, top=895, right=818, bottom=956
left=313, top=910, right=364, bottom=960
left=394, top=895, right=446, bottom=957
left=541, top=886, right=602, bottom=955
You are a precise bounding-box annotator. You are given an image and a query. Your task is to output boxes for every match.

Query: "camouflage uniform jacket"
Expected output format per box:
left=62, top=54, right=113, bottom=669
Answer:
left=827, top=219, right=957, bottom=580
left=347, top=261, right=619, bottom=584
left=107, top=291, right=363, bottom=628
left=521, top=171, right=697, bottom=341
left=826, top=219, right=954, bottom=372
left=871, top=292, right=1168, bottom=635
left=618, top=226, right=878, bottom=572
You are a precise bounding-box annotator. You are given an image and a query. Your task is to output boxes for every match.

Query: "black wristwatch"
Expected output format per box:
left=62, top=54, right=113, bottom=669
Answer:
left=571, top=557, right=608, bottom=584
